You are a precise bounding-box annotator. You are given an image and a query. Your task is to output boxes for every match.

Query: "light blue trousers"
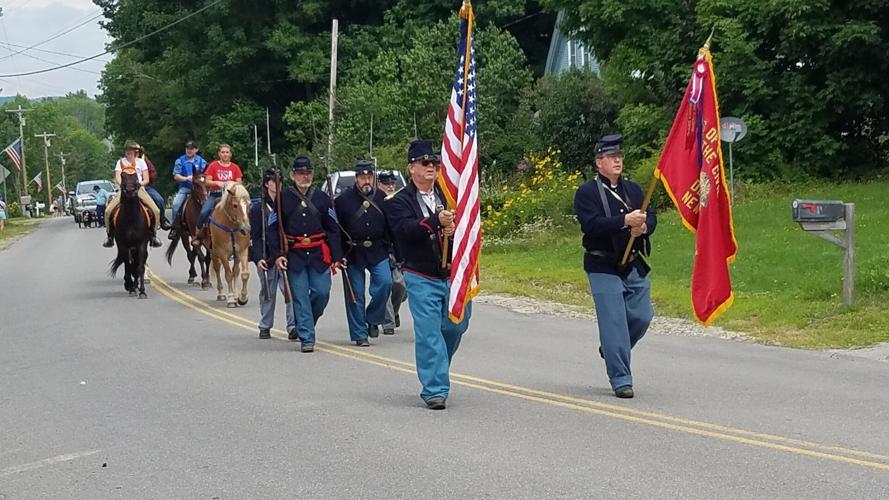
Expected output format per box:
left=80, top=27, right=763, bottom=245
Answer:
left=587, top=267, right=654, bottom=390
left=286, top=266, right=332, bottom=346
left=257, top=267, right=296, bottom=333
left=344, top=258, right=392, bottom=341
left=171, top=187, right=191, bottom=218
left=404, top=272, right=472, bottom=401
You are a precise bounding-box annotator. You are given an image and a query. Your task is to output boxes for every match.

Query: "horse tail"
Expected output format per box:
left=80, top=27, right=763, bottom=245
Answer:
left=165, top=231, right=180, bottom=265
left=109, top=246, right=127, bottom=277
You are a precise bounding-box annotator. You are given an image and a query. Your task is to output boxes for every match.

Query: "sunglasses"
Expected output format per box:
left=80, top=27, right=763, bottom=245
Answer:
left=419, top=160, right=440, bottom=168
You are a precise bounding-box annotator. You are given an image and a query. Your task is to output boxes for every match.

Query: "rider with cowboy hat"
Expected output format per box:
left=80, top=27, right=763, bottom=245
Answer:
left=103, top=140, right=163, bottom=248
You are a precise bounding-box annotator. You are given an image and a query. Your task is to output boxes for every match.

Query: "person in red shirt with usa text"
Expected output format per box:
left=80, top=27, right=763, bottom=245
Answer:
left=194, top=143, right=243, bottom=246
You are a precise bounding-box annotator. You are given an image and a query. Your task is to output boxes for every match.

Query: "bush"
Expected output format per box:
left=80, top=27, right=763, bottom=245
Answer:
left=482, top=149, right=583, bottom=239
left=7, top=201, right=21, bottom=218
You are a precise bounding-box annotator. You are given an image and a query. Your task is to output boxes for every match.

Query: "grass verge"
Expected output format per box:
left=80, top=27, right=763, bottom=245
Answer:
left=481, top=181, right=889, bottom=350
left=0, top=217, right=43, bottom=251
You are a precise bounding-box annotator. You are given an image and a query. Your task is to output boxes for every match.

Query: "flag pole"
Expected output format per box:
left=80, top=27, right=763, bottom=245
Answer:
left=441, top=0, right=474, bottom=270
left=619, top=173, right=658, bottom=266
left=619, top=30, right=716, bottom=267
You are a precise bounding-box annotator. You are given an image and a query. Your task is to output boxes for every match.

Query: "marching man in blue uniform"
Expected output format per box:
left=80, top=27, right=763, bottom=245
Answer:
left=249, top=167, right=297, bottom=341
left=271, top=156, right=344, bottom=353
left=574, top=134, right=657, bottom=398
left=384, top=140, right=472, bottom=410
left=335, top=160, right=393, bottom=347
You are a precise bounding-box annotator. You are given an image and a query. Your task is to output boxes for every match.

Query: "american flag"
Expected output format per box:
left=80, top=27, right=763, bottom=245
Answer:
left=439, top=1, right=481, bottom=323
left=3, top=137, right=23, bottom=171
left=31, top=172, right=42, bottom=193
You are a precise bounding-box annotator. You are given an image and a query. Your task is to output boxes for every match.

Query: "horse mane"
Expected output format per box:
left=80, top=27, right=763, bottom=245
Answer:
left=219, top=182, right=250, bottom=207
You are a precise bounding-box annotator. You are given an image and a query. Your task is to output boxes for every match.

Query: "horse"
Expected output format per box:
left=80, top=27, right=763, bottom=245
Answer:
left=208, top=182, right=251, bottom=307
left=165, top=173, right=211, bottom=288
left=109, top=171, right=153, bottom=298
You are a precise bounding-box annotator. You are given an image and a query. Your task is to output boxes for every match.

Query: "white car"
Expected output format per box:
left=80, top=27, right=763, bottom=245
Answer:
left=321, top=170, right=406, bottom=198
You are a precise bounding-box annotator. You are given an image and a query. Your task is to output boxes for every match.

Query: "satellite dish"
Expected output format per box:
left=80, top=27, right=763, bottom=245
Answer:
left=720, top=117, right=747, bottom=143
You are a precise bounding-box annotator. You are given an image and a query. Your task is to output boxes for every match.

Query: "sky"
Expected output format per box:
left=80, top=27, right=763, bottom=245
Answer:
left=0, top=0, right=110, bottom=98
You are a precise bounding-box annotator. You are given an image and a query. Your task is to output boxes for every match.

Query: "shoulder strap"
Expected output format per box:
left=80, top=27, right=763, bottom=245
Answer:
left=357, top=188, right=384, bottom=216
left=595, top=177, right=612, bottom=218
left=290, top=186, right=322, bottom=221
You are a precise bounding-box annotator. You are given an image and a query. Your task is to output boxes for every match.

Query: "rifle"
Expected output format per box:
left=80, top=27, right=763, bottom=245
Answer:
left=274, top=171, right=293, bottom=303
left=258, top=176, right=271, bottom=302
left=326, top=173, right=357, bottom=304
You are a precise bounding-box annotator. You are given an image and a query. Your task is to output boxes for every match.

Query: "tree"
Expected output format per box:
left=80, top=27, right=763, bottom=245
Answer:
left=543, top=0, right=889, bottom=177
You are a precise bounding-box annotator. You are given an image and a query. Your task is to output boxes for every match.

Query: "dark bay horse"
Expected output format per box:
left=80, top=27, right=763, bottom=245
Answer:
left=165, top=173, right=210, bottom=288
left=109, top=171, right=153, bottom=298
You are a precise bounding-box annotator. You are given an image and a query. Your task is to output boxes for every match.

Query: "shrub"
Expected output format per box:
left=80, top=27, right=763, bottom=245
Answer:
left=482, top=148, right=583, bottom=239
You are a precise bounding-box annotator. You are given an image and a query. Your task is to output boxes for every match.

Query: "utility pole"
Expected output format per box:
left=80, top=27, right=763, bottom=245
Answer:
left=327, top=18, right=338, bottom=172
left=34, top=131, right=56, bottom=208
left=58, top=152, right=67, bottom=212
left=5, top=105, right=33, bottom=199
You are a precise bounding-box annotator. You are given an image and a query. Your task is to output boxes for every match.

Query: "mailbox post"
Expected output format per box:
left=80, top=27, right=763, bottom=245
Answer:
left=792, top=200, right=855, bottom=306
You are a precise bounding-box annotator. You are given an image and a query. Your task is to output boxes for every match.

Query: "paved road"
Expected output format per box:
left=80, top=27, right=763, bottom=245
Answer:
left=2, top=218, right=889, bottom=498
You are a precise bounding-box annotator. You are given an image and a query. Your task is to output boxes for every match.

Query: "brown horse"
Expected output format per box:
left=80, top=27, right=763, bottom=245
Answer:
left=208, top=182, right=251, bottom=307
left=165, top=173, right=211, bottom=288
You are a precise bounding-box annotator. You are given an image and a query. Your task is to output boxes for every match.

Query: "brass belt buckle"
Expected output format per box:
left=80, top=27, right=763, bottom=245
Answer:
left=301, top=237, right=312, bottom=245
left=362, top=240, right=373, bottom=248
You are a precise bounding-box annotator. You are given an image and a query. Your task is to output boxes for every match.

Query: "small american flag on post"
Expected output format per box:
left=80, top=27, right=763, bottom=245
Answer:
left=3, top=137, right=23, bottom=171
left=439, top=0, right=481, bottom=323
left=31, top=172, right=42, bottom=193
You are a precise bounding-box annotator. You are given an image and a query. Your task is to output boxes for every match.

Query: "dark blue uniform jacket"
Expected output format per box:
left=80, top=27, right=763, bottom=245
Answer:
left=268, top=186, right=343, bottom=273
left=574, top=176, right=657, bottom=276
left=384, top=181, right=450, bottom=279
left=335, top=186, right=391, bottom=269
left=248, top=197, right=278, bottom=264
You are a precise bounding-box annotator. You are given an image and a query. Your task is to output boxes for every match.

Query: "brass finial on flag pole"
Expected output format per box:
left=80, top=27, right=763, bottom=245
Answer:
left=460, top=0, right=473, bottom=18
left=702, top=27, right=715, bottom=51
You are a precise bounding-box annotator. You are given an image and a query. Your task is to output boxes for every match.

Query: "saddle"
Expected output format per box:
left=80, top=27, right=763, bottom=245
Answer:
left=111, top=200, right=154, bottom=229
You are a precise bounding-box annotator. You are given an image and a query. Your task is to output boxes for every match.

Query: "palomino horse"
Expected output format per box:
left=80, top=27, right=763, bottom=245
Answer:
left=109, top=171, right=153, bottom=298
left=165, top=173, right=211, bottom=288
left=208, top=182, right=251, bottom=307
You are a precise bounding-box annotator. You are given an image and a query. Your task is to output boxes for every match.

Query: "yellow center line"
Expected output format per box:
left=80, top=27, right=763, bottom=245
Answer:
left=147, top=269, right=889, bottom=471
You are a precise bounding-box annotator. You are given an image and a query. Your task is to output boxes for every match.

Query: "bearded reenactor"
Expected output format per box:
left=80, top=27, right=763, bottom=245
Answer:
left=271, top=156, right=344, bottom=353
left=574, top=134, right=657, bottom=399
left=334, top=160, right=393, bottom=347
left=384, top=140, right=472, bottom=410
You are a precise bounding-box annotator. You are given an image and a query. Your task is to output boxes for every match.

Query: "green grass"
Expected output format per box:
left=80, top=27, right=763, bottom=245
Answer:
left=0, top=217, right=43, bottom=251
left=481, top=181, right=889, bottom=349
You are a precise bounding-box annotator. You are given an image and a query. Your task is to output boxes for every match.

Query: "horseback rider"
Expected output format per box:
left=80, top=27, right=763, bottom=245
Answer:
left=193, top=143, right=242, bottom=247
left=138, top=149, right=172, bottom=231
left=168, top=140, right=208, bottom=240
left=103, top=141, right=163, bottom=248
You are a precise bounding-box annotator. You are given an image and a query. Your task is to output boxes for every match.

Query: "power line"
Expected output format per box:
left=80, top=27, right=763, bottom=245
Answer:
left=0, top=12, right=104, bottom=62
left=0, top=0, right=226, bottom=78
left=0, top=40, right=111, bottom=64
left=9, top=49, right=103, bottom=76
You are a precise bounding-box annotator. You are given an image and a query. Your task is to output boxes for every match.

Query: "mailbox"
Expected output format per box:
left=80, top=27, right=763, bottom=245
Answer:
left=792, top=199, right=845, bottom=223
left=792, top=198, right=855, bottom=306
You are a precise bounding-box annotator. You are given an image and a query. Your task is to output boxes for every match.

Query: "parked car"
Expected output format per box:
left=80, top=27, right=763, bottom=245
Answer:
left=321, top=170, right=406, bottom=198
left=73, top=179, right=116, bottom=224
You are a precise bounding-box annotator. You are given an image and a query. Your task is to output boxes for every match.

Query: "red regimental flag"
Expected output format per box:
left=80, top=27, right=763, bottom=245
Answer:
left=656, top=48, right=738, bottom=325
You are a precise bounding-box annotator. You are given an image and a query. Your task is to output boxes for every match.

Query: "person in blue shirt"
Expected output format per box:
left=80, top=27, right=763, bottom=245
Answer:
left=168, top=140, right=207, bottom=240
left=92, top=184, right=109, bottom=227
